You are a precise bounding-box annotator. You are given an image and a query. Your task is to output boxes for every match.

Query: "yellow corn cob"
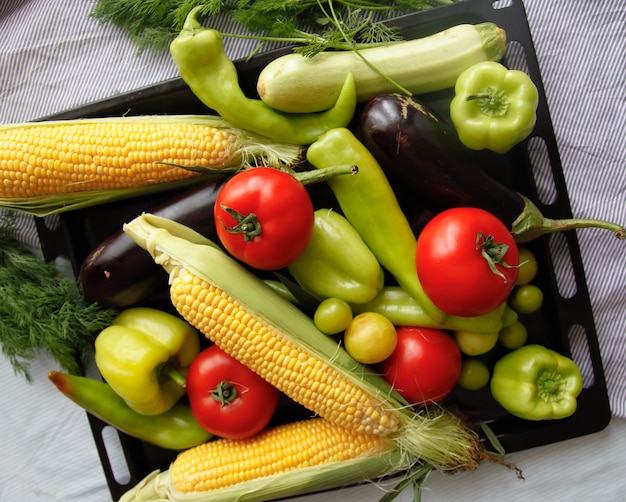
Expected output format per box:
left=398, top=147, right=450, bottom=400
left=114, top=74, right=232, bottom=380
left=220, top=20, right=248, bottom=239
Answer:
left=171, top=265, right=398, bottom=436
left=124, top=214, right=484, bottom=474
left=0, top=115, right=302, bottom=216
left=172, top=419, right=391, bottom=493
left=119, top=419, right=410, bottom=501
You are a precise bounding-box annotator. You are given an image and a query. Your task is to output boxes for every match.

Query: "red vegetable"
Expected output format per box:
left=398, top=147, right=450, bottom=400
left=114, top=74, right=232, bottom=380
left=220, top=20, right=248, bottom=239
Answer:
left=214, top=167, right=315, bottom=270
left=380, top=327, right=461, bottom=406
left=416, top=207, right=519, bottom=317
left=186, top=345, right=281, bottom=440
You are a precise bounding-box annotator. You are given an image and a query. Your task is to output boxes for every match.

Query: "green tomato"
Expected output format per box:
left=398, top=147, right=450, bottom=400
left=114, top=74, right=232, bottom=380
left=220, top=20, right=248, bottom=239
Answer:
left=454, top=330, right=499, bottom=356
left=314, top=297, right=353, bottom=335
left=510, top=284, right=544, bottom=314
left=499, top=321, right=528, bottom=350
left=458, top=358, right=490, bottom=391
left=500, top=305, right=519, bottom=328
left=515, top=247, right=539, bottom=285
left=343, top=312, right=396, bottom=364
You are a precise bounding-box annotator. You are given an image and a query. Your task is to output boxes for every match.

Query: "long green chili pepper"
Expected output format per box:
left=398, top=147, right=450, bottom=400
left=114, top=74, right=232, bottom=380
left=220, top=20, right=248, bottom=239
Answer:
left=307, top=128, right=447, bottom=323
left=48, top=371, right=212, bottom=450
left=351, top=286, right=506, bottom=334
left=169, top=7, right=357, bottom=145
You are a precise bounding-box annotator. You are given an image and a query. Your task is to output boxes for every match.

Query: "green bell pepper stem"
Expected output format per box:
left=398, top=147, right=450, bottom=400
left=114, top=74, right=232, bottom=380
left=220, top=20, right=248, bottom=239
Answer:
left=490, top=344, right=584, bottom=421
left=169, top=6, right=357, bottom=145
left=306, top=128, right=447, bottom=323
left=351, top=286, right=505, bottom=334
left=94, top=307, right=200, bottom=416
left=450, top=61, right=539, bottom=154
left=288, top=208, right=384, bottom=304
left=48, top=371, right=211, bottom=450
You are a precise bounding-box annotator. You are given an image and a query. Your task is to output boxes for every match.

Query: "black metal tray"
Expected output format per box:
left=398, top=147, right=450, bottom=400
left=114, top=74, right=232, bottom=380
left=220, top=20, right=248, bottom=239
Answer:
left=39, top=0, right=611, bottom=500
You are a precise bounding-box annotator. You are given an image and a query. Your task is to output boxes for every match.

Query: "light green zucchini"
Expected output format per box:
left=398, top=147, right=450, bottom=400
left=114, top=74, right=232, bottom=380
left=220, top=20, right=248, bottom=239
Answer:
left=257, top=22, right=506, bottom=113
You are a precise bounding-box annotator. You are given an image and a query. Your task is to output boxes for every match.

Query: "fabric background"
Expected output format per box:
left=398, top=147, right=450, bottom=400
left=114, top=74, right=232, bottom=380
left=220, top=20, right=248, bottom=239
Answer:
left=1, top=1, right=625, bottom=501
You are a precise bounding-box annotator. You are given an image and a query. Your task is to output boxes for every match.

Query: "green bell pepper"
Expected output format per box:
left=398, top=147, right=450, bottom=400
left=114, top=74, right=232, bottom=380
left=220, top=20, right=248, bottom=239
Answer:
left=490, top=344, right=583, bottom=420
left=450, top=61, right=539, bottom=153
left=287, top=209, right=384, bottom=304
left=94, top=307, right=200, bottom=416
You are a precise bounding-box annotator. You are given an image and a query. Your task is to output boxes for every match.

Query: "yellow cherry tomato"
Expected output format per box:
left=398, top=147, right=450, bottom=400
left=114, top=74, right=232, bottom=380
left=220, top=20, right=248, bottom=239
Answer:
left=454, top=330, right=499, bottom=356
left=343, top=312, right=396, bottom=364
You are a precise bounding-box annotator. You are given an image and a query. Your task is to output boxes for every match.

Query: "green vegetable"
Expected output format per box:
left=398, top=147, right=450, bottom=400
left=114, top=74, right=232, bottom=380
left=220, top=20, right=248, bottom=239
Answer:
left=306, top=128, right=446, bottom=323
left=450, top=61, right=539, bottom=153
left=94, top=307, right=200, bottom=416
left=0, top=212, right=118, bottom=381
left=454, top=330, right=499, bottom=356
left=351, top=286, right=506, bottom=334
left=288, top=209, right=384, bottom=304
left=313, top=297, right=353, bottom=335
left=258, top=23, right=506, bottom=113
left=91, top=0, right=454, bottom=54
left=490, top=344, right=583, bottom=420
left=498, top=320, right=528, bottom=350
left=169, top=7, right=357, bottom=145
left=515, top=246, right=538, bottom=285
left=458, top=358, right=490, bottom=391
left=510, top=284, right=544, bottom=314
left=48, top=371, right=212, bottom=450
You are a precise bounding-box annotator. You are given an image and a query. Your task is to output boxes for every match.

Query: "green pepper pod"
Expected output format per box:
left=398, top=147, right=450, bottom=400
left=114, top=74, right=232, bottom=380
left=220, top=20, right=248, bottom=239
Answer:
left=450, top=61, right=539, bottom=153
left=490, top=344, right=583, bottom=420
left=306, top=128, right=446, bottom=323
left=288, top=209, right=384, bottom=304
left=169, top=7, right=357, bottom=145
left=48, top=371, right=211, bottom=450
left=94, top=307, right=200, bottom=416
left=351, top=286, right=505, bottom=334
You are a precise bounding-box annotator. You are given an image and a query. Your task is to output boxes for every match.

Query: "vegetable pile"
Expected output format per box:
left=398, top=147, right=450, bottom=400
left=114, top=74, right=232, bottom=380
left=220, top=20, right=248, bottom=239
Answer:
left=1, top=3, right=624, bottom=502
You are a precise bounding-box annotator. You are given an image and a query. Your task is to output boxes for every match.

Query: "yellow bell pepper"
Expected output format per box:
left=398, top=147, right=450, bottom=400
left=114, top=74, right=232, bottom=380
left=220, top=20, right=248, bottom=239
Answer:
left=94, top=307, right=200, bottom=415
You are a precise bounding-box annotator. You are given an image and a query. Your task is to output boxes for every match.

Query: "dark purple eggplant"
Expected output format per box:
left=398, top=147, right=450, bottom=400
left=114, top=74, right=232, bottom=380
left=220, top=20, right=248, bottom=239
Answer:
left=360, top=93, right=624, bottom=242
left=79, top=178, right=226, bottom=308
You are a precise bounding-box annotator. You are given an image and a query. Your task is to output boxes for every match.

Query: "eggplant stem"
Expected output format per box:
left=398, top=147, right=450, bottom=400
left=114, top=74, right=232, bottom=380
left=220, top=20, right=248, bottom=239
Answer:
left=511, top=194, right=625, bottom=242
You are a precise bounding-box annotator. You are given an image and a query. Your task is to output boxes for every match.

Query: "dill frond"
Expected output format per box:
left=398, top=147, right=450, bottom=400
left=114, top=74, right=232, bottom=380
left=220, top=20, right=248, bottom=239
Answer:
left=0, top=212, right=118, bottom=381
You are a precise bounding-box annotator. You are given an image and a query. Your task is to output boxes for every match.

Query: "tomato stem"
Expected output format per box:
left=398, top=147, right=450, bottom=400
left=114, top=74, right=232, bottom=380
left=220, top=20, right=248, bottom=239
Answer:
left=219, top=203, right=262, bottom=241
left=476, top=232, right=517, bottom=282
left=211, top=381, right=238, bottom=407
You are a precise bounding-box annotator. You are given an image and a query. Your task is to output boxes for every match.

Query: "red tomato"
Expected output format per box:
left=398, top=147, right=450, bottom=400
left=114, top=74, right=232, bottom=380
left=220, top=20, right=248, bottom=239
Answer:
left=214, top=167, right=314, bottom=270
left=186, top=345, right=280, bottom=440
left=380, top=327, right=461, bottom=406
left=415, top=207, right=519, bottom=317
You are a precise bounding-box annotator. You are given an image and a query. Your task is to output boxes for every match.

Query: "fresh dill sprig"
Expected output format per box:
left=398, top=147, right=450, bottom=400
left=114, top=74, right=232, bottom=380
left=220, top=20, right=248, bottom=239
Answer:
left=91, top=0, right=456, bottom=55
left=0, top=212, right=119, bottom=381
